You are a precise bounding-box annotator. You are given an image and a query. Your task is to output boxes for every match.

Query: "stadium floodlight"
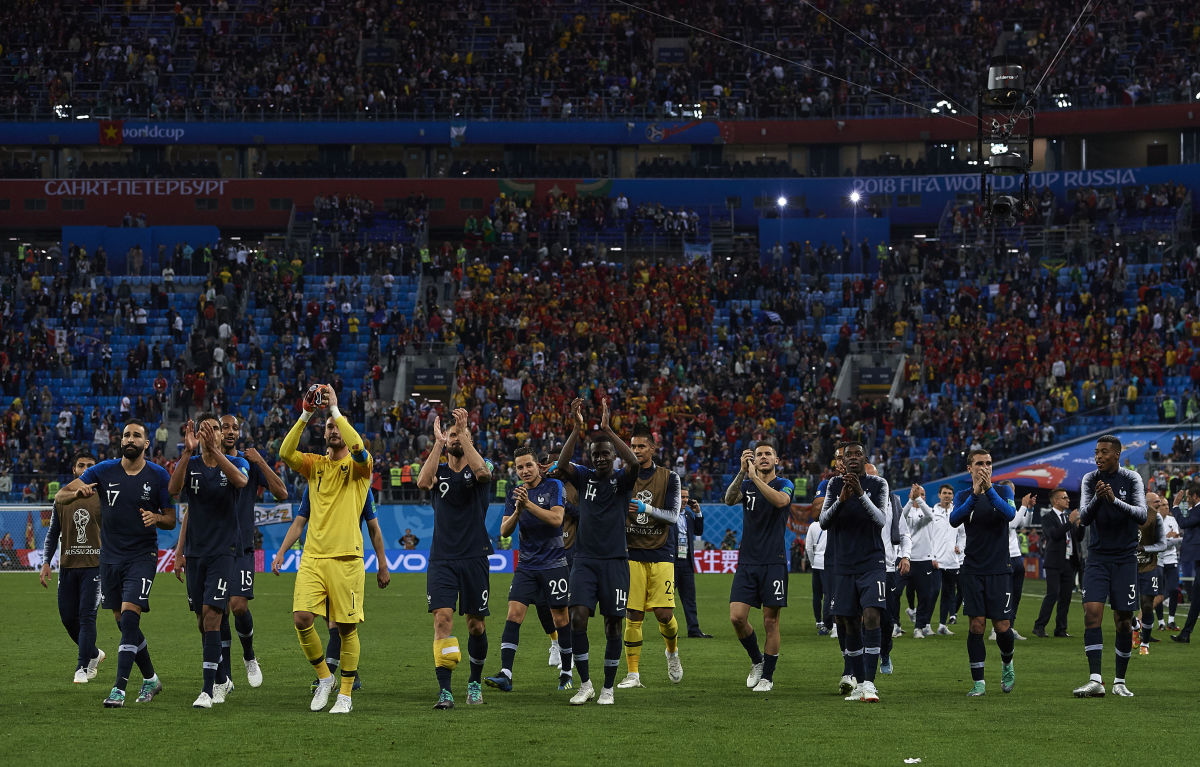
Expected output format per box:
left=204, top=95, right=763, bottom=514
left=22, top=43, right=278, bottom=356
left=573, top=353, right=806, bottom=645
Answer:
left=990, top=143, right=1009, bottom=155
left=849, top=191, right=861, bottom=204
left=983, top=61, right=1025, bottom=107
left=1054, top=93, right=1072, bottom=108
left=932, top=99, right=957, bottom=115
left=776, top=196, right=787, bottom=208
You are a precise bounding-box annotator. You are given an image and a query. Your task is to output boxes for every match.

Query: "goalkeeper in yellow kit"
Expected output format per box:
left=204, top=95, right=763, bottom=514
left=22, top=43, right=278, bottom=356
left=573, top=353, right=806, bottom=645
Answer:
left=280, top=383, right=374, bottom=714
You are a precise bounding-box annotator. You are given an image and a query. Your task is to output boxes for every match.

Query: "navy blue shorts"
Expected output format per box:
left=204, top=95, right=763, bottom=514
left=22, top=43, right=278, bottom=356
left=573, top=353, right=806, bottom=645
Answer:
left=959, top=572, right=1014, bottom=620
left=1082, top=558, right=1138, bottom=612
left=427, top=558, right=491, bottom=616
left=829, top=569, right=887, bottom=617
left=1136, top=566, right=1164, bottom=598
left=730, top=563, right=789, bottom=609
left=509, top=565, right=570, bottom=608
left=100, top=557, right=158, bottom=612
left=186, top=554, right=235, bottom=612
left=1163, top=563, right=1180, bottom=595
left=233, top=551, right=255, bottom=600
left=568, top=557, right=629, bottom=617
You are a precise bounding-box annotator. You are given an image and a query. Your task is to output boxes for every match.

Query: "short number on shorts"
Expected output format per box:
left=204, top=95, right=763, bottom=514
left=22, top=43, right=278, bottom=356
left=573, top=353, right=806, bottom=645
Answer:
left=241, top=570, right=253, bottom=588
left=1152, top=576, right=1159, bottom=590
left=216, top=578, right=227, bottom=596
left=877, top=581, right=886, bottom=599
left=1005, top=591, right=1012, bottom=609
left=665, top=579, right=673, bottom=595
left=139, top=577, right=153, bottom=600
left=481, top=589, right=489, bottom=607
left=615, top=588, right=628, bottom=607
left=550, top=578, right=568, bottom=596
left=1128, top=584, right=1137, bottom=601
left=773, top=579, right=785, bottom=597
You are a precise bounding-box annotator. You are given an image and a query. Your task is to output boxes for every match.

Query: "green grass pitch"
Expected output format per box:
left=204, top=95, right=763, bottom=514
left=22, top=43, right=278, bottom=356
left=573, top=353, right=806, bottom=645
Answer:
left=5, top=572, right=1198, bottom=765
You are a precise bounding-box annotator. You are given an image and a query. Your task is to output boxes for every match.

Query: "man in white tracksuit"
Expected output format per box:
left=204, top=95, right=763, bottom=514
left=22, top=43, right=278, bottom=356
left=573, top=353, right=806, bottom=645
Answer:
left=933, top=492, right=964, bottom=634
left=805, top=519, right=832, bottom=635
left=880, top=494, right=911, bottom=668
left=904, top=485, right=947, bottom=637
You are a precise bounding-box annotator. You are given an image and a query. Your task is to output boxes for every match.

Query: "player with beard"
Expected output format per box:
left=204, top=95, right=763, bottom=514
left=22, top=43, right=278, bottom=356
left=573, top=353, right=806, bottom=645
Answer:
left=417, top=408, right=494, bottom=709
left=555, top=398, right=639, bottom=706
left=281, top=385, right=374, bottom=714
left=57, top=420, right=175, bottom=708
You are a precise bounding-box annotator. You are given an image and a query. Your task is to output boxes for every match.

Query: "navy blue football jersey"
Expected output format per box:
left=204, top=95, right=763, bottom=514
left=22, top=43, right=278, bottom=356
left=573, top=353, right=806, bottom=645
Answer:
left=181, top=454, right=249, bottom=558
left=1079, top=467, right=1148, bottom=561
left=569, top=463, right=636, bottom=560
left=430, top=460, right=495, bottom=560
left=818, top=474, right=888, bottom=574
left=80, top=459, right=173, bottom=564
left=506, top=478, right=566, bottom=570
left=950, top=485, right=1016, bottom=575
left=233, top=454, right=270, bottom=554
left=738, top=476, right=796, bottom=565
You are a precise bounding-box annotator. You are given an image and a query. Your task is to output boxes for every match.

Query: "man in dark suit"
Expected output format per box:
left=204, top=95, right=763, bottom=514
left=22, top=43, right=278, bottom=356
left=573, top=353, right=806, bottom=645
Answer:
left=674, top=487, right=711, bottom=638
left=1032, top=487, right=1081, bottom=637
left=1171, top=484, right=1200, bottom=643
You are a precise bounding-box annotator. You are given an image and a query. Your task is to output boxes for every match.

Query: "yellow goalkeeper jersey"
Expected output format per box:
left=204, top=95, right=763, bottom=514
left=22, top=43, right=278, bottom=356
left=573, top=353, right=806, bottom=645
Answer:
left=292, top=451, right=373, bottom=558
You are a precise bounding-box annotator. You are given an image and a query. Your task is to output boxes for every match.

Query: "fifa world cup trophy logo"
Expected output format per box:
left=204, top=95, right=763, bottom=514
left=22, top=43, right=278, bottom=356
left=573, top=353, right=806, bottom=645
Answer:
left=73, top=508, right=91, bottom=545
left=634, top=490, right=654, bottom=525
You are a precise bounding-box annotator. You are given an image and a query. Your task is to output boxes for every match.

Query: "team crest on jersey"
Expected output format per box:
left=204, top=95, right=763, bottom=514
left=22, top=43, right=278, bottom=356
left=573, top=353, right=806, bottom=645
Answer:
left=634, top=489, right=654, bottom=524
left=1118, top=488, right=1127, bottom=499
left=464, top=469, right=474, bottom=485
left=141, top=482, right=152, bottom=500
left=610, top=478, right=618, bottom=486
left=218, top=471, right=228, bottom=486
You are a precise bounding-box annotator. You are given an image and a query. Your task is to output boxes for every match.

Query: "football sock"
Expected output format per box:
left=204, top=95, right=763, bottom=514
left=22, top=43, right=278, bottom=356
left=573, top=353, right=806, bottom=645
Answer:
left=603, top=631, right=621, bottom=690
left=845, top=629, right=865, bottom=682
left=435, top=667, right=452, bottom=693
left=218, top=612, right=232, bottom=684
left=133, top=637, right=154, bottom=680
left=739, top=630, right=764, bottom=665
left=234, top=610, right=255, bottom=661
left=762, top=653, right=778, bottom=682
left=115, top=610, right=140, bottom=692
left=996, top=627, right=1015, bottom=664
left=557, top=623, right=573, bottom=677
left=325, top=625, right=342, bottom=672
left=624, top=618, right=644, bottom=674
left=967, top=631, right=986, bottom=682
left=202, top=630, right=220, bottom=695
left=880, top=611, right=894, bottom=660
left=1084, top=626, right=1103, bottom=680
left=574, top=629, right=590, bottom=683
left=838, top=627, right=851, bottom=675
left=338, top=629, right=359, bottom=696
left=500, top=620, right=520, bottom=678
left=659, top=616, right=679, bottom=654
left=863, top=627, right=881, bottom=682
left=1114, top=628, right=1132, bottom=679
left=296, top=624, right=331, bottom=679
left=535, top=603, right=556, bottom=636
left=467, top=632, right=487, bottom=684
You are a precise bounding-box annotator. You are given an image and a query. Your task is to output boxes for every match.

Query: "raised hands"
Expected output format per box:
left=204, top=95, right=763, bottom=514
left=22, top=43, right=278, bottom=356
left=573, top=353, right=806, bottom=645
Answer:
left=599, top=397, right=610, bottom=431
left=570, top=398, right=586, bottom=432
left=432, top=415, right=447, bottom=445
left=183, top=419, right=200, bottom=452
left=513, top=485, right=529, bottom=510
left=910, top=483, right=925, bottom=500
left=1094, top=480, right=1115, bottom=502
left=453, top=408, right=471, bottom=442
left=198, top=419, right=220, bottom=452
left=739, top=449, right=754, bottom=475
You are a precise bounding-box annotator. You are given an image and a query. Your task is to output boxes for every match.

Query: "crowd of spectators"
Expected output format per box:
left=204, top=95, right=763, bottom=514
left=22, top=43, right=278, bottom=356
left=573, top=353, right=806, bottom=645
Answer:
left=4, top=215, right=1200, bottom=503
left=2, top=0, right=1196, bottom=122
